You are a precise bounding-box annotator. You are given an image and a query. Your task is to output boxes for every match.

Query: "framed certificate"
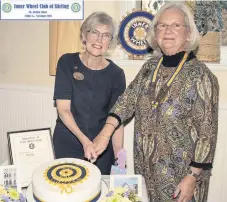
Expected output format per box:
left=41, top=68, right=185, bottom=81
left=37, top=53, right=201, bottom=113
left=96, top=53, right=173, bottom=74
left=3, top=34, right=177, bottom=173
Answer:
left=7, top=128, right=55, bottom=187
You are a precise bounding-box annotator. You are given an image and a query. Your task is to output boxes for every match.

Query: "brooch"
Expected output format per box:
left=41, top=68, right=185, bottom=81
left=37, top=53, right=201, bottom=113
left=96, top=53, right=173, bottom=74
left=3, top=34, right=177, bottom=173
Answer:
left=73, top=72, right=84, bottom=80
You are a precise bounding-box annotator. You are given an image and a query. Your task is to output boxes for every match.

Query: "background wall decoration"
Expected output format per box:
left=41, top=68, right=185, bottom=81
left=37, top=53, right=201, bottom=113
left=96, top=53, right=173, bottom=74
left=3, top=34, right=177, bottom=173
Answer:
left=142, top=0, right=166, bottom=13
left=193, top=1, right=223, bottom=63
left=49, top=21, right=82, bottom=76
left=222, top=9, right=227, bottom=46
left=221, top=1, right=227, bottom=46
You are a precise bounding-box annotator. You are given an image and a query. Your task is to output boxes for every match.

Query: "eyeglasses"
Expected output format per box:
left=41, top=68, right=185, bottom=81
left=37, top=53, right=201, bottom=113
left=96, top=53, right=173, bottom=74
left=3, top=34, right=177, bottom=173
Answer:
left=156, top=23, right=188, bottom=31
left=87, top=29, right=113, bottom=42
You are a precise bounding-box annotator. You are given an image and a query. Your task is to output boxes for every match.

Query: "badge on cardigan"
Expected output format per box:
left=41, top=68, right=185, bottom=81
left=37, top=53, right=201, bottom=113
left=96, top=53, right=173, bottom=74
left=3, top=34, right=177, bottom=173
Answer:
left=73, top=72, right=84, bottom=80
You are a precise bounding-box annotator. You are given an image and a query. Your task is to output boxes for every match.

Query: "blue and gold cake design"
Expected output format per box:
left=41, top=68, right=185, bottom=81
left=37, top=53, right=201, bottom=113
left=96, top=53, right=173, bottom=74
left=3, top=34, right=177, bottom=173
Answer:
left=43, top=163, right=89, bottom=194
left=32, top=158, right=102, bottom=202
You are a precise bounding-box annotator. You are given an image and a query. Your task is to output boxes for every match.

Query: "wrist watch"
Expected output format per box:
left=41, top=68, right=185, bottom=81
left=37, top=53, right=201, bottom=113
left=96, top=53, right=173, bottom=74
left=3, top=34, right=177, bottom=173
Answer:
left=187, top=170, right=200, bottom=181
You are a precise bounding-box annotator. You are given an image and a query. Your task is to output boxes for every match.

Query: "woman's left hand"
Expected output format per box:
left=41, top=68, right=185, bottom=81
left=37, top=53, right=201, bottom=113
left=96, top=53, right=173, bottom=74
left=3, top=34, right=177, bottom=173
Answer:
left=93, top=134, right=110, bottom=156
left=173, top=175, right=196, bottom=202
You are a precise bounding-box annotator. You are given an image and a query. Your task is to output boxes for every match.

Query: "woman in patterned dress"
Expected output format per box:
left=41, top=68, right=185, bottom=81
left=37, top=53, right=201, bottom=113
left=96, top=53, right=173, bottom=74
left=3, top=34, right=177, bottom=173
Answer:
left=93, top=2, right=219, bottom=202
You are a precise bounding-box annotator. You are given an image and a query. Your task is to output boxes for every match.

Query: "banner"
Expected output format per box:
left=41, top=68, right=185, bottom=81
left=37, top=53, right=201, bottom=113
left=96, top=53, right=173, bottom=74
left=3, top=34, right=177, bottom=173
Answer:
left=1, top=0, right=84, bottom=20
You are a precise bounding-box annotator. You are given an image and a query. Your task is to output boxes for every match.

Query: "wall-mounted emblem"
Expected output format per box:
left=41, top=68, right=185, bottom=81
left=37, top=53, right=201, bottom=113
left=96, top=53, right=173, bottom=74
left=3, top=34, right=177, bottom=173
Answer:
left=119, top=10, right=154, bottom=59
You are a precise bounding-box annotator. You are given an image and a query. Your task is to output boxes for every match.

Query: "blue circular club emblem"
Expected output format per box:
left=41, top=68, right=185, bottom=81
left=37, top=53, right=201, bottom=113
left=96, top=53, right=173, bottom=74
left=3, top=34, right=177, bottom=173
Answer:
left=119, top=11, right=154, bottom=56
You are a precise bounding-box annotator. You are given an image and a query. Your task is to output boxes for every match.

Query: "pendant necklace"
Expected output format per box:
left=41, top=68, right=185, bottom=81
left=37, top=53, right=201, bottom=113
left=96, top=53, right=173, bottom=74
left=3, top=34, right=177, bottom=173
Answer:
left=150, top=52, right=189, bottom=109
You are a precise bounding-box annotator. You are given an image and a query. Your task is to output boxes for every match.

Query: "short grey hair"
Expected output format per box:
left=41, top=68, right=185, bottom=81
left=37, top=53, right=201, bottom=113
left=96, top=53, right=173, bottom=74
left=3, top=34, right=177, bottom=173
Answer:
left=147, top=2, right=200, bottom=52
left=80, top=12, right=117, bottom=45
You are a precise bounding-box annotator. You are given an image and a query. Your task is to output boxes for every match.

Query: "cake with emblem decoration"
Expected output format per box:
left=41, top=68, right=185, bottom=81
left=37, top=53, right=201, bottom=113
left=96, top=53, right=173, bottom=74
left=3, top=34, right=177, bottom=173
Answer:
left=32, top=158, right=101, bottom=202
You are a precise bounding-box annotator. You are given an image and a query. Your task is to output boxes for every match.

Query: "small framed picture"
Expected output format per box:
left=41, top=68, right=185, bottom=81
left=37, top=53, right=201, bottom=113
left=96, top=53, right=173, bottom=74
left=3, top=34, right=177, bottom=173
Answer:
left=110, top=175, right=142, bottom=197
left=0, top=165, right=21, bottom=192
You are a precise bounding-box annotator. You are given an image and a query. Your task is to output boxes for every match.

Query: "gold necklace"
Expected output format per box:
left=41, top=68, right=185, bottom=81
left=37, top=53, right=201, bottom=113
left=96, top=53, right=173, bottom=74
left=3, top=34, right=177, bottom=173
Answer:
left=150, top=52, right=189, bottom=109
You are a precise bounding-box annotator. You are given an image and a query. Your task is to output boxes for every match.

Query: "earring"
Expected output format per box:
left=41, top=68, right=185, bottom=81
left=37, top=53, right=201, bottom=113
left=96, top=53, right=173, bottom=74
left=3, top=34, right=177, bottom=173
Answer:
left=82, top=40, right=86, bottom=44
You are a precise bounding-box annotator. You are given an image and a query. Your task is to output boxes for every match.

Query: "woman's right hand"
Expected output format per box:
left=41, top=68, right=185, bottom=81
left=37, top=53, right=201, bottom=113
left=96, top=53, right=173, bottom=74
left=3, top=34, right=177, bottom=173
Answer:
left=93, top=134, right=110, bottom=156
left=83, top=141, right=97, bottom=161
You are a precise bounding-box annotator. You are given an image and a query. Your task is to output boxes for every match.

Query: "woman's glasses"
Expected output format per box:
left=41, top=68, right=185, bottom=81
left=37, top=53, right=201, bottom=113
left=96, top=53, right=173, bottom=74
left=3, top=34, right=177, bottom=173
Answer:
left=87, top=29, right=113, bottom=42
left=156, top=23, right=188, bottom=31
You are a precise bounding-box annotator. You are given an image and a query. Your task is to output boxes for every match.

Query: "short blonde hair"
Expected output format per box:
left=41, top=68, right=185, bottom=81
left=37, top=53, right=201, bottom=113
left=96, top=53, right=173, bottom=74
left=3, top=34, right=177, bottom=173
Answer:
left=147, top=2, right=200, bottom=52
left=80, top=12, right=117, bottom=46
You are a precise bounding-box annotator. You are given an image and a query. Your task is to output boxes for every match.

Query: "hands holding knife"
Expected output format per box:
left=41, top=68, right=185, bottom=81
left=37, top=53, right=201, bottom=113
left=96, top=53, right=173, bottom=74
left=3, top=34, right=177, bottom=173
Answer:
left=83, top=133, right=111, bottom=163
left=83, top=120, right=116, bottom=163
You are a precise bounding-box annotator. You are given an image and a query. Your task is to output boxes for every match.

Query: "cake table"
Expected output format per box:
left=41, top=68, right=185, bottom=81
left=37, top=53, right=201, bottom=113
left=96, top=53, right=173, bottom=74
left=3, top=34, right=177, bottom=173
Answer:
left=1, top=161, right=149, bottom=202
left=25, top=175, right=149, bottom=202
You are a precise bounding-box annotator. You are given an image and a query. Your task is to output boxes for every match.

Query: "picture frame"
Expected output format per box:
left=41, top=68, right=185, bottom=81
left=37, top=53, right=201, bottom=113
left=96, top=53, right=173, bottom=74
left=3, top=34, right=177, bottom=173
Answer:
left=7, top=128, right=55, bottom=187
left=110, top=175, right=142, bottom=197
left=0, top=165, right=21, bottom=192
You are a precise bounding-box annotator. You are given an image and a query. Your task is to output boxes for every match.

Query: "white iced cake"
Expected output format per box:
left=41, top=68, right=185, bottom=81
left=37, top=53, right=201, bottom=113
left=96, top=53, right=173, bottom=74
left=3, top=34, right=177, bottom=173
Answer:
left=32, top=158, right=101, bottom=202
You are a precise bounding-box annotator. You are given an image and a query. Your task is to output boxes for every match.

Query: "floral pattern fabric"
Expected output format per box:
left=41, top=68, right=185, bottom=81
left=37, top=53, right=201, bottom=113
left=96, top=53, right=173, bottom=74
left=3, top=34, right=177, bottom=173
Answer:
left=110, top=56, right=219, bottom=202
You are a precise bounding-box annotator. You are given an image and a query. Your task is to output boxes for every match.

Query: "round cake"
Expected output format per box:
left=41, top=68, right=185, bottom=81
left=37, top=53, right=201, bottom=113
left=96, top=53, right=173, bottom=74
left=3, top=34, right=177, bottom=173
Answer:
left=32, top=158, right=101, bottom=202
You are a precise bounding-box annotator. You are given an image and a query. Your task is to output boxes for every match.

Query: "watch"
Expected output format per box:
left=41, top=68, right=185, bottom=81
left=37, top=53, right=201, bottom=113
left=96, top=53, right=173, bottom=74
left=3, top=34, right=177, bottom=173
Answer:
left=187, top=170, right=200, bottom=181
